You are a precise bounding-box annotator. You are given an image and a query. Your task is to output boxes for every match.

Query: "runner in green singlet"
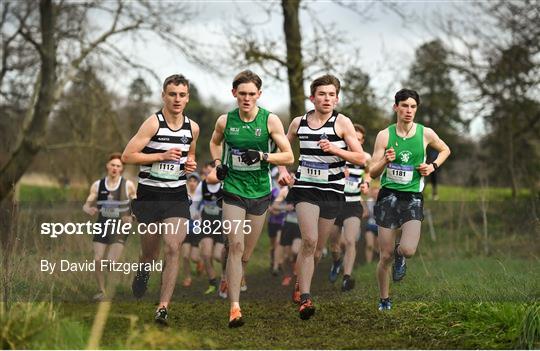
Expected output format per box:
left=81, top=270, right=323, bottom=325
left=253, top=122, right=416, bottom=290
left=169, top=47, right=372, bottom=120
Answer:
left=370, top=89, right=451, bottom=311
left=209, top=70, right=294, bottom=327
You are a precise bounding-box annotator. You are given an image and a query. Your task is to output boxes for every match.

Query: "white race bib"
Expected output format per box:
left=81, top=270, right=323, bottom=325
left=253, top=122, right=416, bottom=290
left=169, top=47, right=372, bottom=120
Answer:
left=344, top=176, right=361, bottom=193
left=231, top=149, right=261, bottom=171
left=386, top=163, right=414, bottom=184
left=150, top=160, right=181, bottom=180
left=299, top=161, right=329, bottom=183
left=100, top=205, right=120, bottom=218
left=203, top=203, right=221, bottom=216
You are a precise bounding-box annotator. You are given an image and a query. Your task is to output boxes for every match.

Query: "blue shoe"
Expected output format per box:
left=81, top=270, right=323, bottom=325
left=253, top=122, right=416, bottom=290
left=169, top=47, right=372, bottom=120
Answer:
left=329, top=258, right=342, bottom=283
left=392, top=245, right=406, bottom=282
left=378, top=298, right=392, bottom=311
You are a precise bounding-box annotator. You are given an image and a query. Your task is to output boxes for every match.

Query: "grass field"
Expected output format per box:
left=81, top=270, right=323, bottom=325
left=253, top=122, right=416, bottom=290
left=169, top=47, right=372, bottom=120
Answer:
left=1, top=184, right=539, bottom=349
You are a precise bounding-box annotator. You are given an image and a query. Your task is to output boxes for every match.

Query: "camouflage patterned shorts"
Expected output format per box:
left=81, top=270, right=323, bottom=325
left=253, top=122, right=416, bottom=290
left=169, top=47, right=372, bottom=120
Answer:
left=374, top=187, right=424, bottom=229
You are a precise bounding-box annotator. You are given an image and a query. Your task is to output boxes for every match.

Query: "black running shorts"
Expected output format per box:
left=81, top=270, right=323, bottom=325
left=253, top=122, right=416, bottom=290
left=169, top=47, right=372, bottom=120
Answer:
left=279, top=222, right=301, bottom=246
left=334, top=201, right=363, bottom=227
left=288, top=187, right=344, bottom=219
left=132, top=184, right=190, bottom=224
left=222, top=191, right=272, bottom=216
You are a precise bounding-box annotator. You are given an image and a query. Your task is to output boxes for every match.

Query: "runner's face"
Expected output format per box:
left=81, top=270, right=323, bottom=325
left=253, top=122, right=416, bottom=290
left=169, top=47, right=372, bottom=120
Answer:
left=162, top=83, right=189, bottom=115
left=310, top=85, right=338, bottom=114
left=232, top=82, right=261, bottom=114
left=106, top=159, right=123, bottom=177
left=187, top=178, right=198, bottom=192
left=393, top=98, right=417, bottom=124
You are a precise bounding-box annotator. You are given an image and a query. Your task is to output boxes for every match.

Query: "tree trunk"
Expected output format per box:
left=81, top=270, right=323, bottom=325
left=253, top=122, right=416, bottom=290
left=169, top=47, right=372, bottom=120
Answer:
left=282, top=0, right=305, bottom=120
left=0, top=0, right=57, bottom=202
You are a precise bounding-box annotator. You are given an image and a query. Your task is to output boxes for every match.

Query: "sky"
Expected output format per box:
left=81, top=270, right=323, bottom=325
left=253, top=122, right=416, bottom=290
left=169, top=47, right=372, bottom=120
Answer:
left=103, top=1, right=476, bottom=130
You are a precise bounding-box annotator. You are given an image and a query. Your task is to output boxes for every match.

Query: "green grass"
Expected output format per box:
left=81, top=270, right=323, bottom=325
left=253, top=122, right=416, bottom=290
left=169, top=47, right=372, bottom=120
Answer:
left=423, top=184, right=532, bottom=201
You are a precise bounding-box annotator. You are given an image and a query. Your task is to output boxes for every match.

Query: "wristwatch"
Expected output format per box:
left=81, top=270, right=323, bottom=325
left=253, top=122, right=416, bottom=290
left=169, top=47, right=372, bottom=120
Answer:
left=263, top=152, right=269, bottom=161
left=431, top=162, right=438, bottom=170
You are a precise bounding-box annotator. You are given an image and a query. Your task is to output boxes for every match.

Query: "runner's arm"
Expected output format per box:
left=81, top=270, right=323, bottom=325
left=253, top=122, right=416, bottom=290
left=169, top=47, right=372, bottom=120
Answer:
left=205, top=165, right=220, bottom=184
left=369, top=129, right=390, bottom=179
left=82, top=181, right=99, bottom=216
left=185, top=121, right=199, bottom=173
left=267, top=113, right=294, bottom=165
left=417, top=128, right=451, bottom=176
left=278, top=116, right=301, bottom=184
left=209, top=114, right=227, bottom=165
left=126, top=180, right=137, bottom=199
left=360, top=152, right=372, bottom=193
left=121, top=115, right=165, bottom=165
left=323, top=115, right=365, bottom=165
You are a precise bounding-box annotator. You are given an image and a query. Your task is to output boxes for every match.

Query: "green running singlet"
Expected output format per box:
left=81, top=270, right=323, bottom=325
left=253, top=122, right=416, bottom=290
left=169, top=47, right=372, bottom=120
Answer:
left=222, top=107, right=274, bottom=198
left=380, top=123, right=426, bottom=192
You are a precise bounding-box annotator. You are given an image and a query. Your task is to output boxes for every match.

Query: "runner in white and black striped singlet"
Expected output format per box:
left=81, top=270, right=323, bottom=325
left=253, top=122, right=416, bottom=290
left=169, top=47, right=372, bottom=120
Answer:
left=277, top=74, right=366, bottom=321
left=329, top=124, right=372, bottom=292
left=121, top=74, right=200, bottom=325
left=137, top=110, right=193, bottom=190
left=292, top=110, right=347, bottom=193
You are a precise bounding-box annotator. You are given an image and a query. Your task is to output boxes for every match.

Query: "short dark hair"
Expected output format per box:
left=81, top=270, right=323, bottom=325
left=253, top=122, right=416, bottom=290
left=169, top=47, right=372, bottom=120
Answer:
left=353, top=123, right=366, bottom=135
left=394, top=89, right=420, bottom=105
left=232, top=70, right=262, bottom=90
left=310, top=74, right=341, bottom=96
left=163, top=74, right=190, bottom=92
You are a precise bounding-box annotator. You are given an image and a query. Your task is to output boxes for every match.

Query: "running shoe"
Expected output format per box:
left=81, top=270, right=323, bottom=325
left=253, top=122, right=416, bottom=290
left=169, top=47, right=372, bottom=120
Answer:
left=182, top=277, right=192, bottom=287
left=292, top=280, right=301, bottom=304
left=132, top=270, right=150, bottom=298
left=155, top=307, right=168, bottom=325
left=204, top=285, right=217, bottom=295
left=392, top=245, right=406, bottom=282
left=92, top=292, right=105, bottom=301
left=299, top=297, right=315, bottom=320
left=341, top=277, right=355, bottom=292
left=218, top=279, right=228, bottom=299
left=378, top=297, right=392, bottom=311
left=281, top=275, right=292, bottom=287
left=228, top=307, right=244, bottom=328
left=240, top=276, right=248, bottom=292
left=329, top=258, right=342, bottom=283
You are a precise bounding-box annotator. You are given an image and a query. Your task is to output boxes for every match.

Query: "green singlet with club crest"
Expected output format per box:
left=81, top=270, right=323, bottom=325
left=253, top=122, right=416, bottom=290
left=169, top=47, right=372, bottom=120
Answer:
left=222, top=107, right=274, bottom=198
left=380, top=123, right=426, bottom=192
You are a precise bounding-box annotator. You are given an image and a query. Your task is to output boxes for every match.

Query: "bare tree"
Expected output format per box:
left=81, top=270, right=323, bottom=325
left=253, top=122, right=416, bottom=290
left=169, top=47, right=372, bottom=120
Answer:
left=0, top=0, right=208, bottom=202
left=436, top=0, right=540, bottom=197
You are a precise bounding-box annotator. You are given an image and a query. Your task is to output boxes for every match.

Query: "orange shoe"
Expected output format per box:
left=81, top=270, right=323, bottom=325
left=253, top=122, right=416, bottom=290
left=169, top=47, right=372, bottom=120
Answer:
left=218, top=279, right=228, bottom=299
left=299, top=297, right=315, bottom=320
left=292, top=280, right=300, bottom=304
left=228, top=307, right=244, bottom=328
left=182, top=277, right=192, bottom=287
left=281, top=275, right=292, bottom=286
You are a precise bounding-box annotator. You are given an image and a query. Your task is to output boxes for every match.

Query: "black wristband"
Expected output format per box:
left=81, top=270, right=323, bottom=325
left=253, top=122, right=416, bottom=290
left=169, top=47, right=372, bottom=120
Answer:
left=431, top=162, right=438, bottom=170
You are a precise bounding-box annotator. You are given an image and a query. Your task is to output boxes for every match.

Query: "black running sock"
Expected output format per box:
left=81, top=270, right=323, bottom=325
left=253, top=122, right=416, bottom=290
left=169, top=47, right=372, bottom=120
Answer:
left=209, top=278, right=217, bottom=286
left=343, top=274, right=351, bottom=281
left=300, top=293, right=311, bottom=302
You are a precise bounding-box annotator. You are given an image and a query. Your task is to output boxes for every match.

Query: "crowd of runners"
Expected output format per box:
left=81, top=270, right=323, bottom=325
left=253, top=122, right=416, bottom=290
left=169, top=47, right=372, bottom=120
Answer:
left=82, top=71, right=451, bottom=327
